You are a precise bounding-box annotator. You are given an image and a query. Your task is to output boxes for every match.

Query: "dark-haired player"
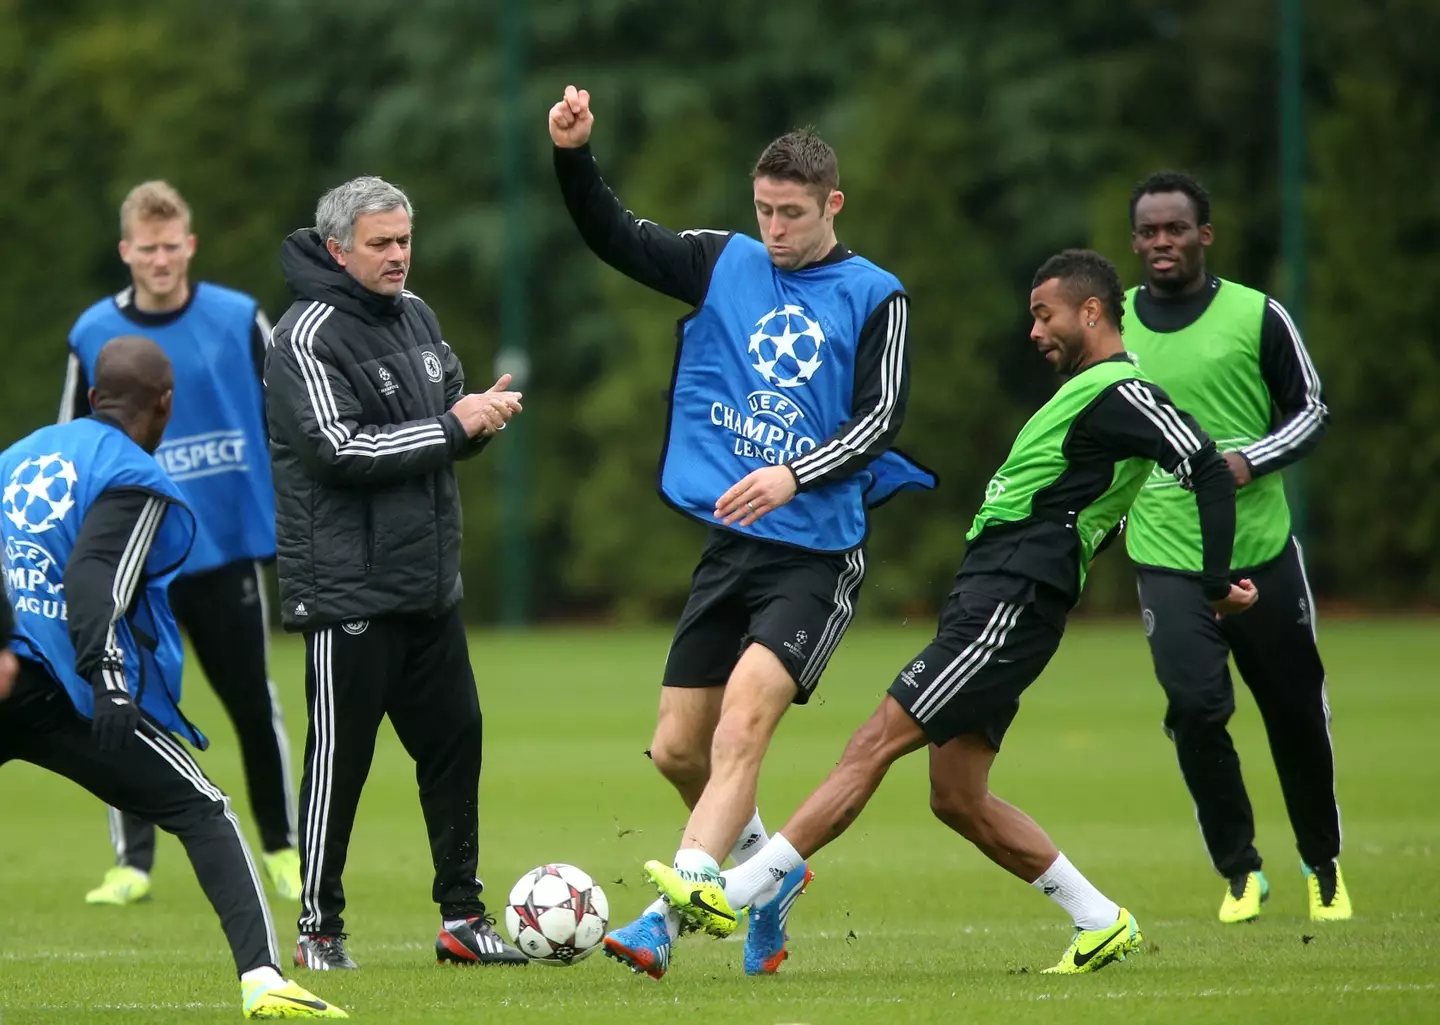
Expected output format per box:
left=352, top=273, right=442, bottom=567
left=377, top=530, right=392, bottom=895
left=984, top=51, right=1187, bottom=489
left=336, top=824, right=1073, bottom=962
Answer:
left=1123, top=171, right=1347, bottom=923
left=649, top=250, right=1255, bottom=975
left=2, top=336, right=343, bottom=1019
left=549, top=84, right=934, bottom=978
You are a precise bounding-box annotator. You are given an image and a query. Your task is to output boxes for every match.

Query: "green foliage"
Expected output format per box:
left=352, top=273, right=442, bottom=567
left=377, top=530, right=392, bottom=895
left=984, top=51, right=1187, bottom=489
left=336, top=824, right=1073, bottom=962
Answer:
left=0, top=0, right=1434, bottom=618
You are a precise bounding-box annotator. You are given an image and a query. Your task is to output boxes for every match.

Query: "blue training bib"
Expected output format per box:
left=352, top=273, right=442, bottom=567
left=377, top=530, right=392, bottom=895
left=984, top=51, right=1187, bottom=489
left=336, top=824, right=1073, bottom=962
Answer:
left=1, top=418, right=203, bottom=746
left=69, top=283, right=275, bottom=575
left=660, top=236, right=934, bottom=551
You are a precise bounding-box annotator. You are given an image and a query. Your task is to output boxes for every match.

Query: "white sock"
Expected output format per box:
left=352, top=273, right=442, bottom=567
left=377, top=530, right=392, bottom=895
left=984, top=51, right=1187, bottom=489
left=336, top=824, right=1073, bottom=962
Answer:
left=721, top=832, right=803, bottom=909
left=672, top=848, right=721, bottom=877
left=643, top=897, right=682, bottom=941
left=442, top=917, right=474, bottom=930
left=1031, top=852, right=1121, bottom=930
left=729, top=808, right=769, bottom=865
left=240, top=965, right=285, bottom=988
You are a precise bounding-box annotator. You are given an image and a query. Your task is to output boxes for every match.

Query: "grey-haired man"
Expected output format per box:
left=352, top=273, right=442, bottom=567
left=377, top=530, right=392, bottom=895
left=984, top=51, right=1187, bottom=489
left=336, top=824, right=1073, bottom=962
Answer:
left=265, top=176, right=526, bottom=969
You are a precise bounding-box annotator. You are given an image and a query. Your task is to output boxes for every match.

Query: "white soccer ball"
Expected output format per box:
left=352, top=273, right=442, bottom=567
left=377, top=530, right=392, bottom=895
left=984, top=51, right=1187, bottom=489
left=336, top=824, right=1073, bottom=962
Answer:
left=504, top=863, right=609, bottom=966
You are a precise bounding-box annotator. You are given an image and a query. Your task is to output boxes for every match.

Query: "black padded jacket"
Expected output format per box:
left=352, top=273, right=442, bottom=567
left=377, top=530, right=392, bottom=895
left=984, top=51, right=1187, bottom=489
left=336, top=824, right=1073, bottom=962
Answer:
left=264, top=229, right=484, bottom=631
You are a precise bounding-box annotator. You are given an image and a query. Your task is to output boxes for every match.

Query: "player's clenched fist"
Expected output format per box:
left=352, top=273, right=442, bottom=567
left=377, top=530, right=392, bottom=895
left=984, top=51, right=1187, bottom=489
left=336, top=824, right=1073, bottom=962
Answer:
left=549, top=85, right=594, bottom=148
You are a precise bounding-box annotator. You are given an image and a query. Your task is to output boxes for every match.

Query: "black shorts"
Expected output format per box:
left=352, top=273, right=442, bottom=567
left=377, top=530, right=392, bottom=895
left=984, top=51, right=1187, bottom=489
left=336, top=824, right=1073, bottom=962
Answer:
left=662, top=528, right=866, bottom=703
left=888, top=573, right=1067, bottom=749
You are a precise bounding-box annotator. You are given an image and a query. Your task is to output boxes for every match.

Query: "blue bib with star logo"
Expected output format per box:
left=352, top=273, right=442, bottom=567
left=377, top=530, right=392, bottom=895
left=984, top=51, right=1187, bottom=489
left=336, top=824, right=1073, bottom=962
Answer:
left=0, top=418, right=204, bottom=746
left=660, top=234, right=933, bottom=552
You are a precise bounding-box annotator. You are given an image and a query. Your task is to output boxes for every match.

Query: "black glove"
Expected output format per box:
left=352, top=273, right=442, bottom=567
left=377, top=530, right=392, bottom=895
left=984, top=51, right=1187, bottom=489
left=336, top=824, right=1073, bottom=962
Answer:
left=92, top=689, right=142, bottom=752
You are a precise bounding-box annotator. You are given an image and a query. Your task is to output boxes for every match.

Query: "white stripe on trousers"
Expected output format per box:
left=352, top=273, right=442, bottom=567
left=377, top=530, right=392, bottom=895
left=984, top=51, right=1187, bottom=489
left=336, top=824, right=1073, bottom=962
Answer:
left=299, top=629, right=336, bottom=934
left=798, top=549, right=867, bottom=691
left=910, top=601, right=1023, bottom=722
left=1293, top=536, right=1342, bottom=854
left=108, top=805, right=129, bottom=867
left=136, top=723, right=280, bottom=967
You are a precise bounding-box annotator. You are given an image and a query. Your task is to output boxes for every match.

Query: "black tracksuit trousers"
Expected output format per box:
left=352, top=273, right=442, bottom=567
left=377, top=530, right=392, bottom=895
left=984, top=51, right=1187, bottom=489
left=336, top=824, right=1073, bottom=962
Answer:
left=1, top=659, right=278, bottom=974
left=1137, top=536, right=1341, bottom=878
left=110, top=559, right=295, bottom=872
left=296, top=605, right=485, bottom=936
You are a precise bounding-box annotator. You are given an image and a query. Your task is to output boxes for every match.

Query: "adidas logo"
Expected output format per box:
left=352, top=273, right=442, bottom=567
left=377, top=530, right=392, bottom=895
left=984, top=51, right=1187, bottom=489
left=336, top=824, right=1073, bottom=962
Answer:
left=740, top=833, right=761, bottom=851
left=294, top=602, right=307, bottom=616
left=1043, top=884, right=1060, bottom=896
left=769, top=867, right=787, bottom=882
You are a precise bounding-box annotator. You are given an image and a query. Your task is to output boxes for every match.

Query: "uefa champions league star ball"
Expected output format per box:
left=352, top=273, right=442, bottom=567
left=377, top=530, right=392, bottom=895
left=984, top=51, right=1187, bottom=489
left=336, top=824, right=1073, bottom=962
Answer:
left=2, top=453, right=78, bottom=535
left=748, top=304, right=827, bottom=389
left=504, top=864, right=609, bottom=966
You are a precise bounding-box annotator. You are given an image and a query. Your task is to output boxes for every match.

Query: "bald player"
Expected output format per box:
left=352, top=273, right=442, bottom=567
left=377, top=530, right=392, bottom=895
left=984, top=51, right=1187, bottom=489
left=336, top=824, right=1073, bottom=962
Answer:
left=0, top=337, right=344, bottom=1018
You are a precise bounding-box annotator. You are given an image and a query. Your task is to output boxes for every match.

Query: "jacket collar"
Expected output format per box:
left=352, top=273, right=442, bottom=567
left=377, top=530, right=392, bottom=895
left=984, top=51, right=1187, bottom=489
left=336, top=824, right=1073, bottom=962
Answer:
left=280, top=228, right=406, bottom=322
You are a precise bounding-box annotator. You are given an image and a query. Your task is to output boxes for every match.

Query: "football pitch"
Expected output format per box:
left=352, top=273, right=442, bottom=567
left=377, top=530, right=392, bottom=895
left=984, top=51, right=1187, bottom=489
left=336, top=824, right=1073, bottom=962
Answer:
left=2, top=617, right=1437, bottom=1024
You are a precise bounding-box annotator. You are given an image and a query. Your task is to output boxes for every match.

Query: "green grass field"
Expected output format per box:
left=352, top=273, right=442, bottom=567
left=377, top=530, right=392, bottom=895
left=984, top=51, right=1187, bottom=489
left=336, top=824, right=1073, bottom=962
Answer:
left=2, top=618, right=1438, bottom=1024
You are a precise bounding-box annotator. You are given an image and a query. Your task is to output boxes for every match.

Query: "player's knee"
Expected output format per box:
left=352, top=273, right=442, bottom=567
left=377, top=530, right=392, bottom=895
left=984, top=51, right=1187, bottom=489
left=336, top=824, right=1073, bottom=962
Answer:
left=225, top=704, right=278, bottom=742
left=1163, top=688, right=1233, bottom=731
left=929, top=785, right=985, bottom=840
left=709, top=710, right=769, bottom=770
left=649, top=734, right=709, bottom=788
left=157, top=793, right=235, bottom=839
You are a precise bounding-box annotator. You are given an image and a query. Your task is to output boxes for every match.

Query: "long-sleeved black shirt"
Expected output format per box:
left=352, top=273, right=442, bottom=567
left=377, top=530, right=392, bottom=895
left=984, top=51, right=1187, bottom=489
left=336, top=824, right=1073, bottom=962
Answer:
left=554, top=143, right=909, bottom=490
left=59, top=285, right=270, bottom=423
left=1133, top=276, right=1329, bottom=478
left=962, top=359, right=1236, bottom=603
left=62, top=468, right=170, bottom=694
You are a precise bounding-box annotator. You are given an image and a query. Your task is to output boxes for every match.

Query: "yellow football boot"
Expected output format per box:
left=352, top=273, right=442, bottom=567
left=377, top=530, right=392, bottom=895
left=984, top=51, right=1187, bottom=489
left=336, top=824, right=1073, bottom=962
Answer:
left=263, top=848, right=303, bottom=902
left=643, top=859, right=738, bottom=938
left=84, top=866, right=151, bottom=906
left=1306, top=861, right=1352, bottom=922
left=1219, top=870, right=1269, bottom=924
left=242, top=978, right=347, bottom=1019
left=1043, top=907, right=1144, bottom=974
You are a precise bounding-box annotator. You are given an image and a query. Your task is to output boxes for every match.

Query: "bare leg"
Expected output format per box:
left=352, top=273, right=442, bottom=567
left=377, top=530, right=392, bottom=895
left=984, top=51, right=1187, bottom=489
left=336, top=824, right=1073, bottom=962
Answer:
left=679, top=644, right=796, bottom=859
left=780, top=695, right=929, bottom=857
left=927, top=733, right=1058, bottom=883
left=648, top=685, right=724, bottom=809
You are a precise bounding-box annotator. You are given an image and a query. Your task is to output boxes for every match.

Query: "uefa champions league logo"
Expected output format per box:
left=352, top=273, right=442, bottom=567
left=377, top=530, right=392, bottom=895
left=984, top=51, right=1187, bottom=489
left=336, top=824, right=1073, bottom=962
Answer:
left=3, top=453, right=78, bottom=535
left=747, top=304, right=826, bottom=389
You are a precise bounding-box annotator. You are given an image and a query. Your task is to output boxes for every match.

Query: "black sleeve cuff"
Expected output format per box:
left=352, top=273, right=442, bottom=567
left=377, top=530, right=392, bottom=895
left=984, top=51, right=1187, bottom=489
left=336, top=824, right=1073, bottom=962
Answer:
left=441, top=411, right=469, bottom=455
left=1201, top=578, right=1232, bottom=602
left=553, top=142, right=594, bottom=163
left=85, top=664, right=122, bottom=696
